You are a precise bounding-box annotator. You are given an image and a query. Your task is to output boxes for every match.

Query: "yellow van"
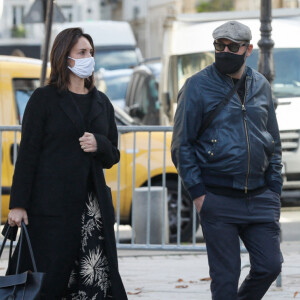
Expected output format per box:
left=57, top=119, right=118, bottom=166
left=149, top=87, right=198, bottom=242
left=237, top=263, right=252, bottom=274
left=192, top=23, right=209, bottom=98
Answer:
left=0, top=55, right=195, bottom=242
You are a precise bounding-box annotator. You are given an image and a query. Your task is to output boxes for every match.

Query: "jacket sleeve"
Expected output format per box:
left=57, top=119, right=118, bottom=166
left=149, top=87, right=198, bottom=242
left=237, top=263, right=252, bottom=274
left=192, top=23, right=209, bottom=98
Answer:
left=265, top=88, right=283, bottom=195
left=93, top=95, right=120, bottom=169
left=171, top=78, right=206, bottom=201
left=9, top=88, right=47, bottom=210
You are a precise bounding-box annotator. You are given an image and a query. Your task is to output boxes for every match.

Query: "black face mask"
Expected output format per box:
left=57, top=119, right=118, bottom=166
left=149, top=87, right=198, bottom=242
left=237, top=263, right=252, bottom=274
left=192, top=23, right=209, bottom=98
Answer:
left=215, top=50, right=247, bottom=75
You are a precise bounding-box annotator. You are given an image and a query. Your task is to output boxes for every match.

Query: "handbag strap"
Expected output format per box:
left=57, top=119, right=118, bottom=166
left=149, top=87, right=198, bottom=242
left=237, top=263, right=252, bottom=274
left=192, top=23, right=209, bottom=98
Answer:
left=17, top=222, right=38, bottom=273
left=197, top=67, right=247, bottom=139
left=15, top=224, right=24, bottom=275
left=0, top=222, right=38, bottom=274
left=0, top=226, right=13, bottom=260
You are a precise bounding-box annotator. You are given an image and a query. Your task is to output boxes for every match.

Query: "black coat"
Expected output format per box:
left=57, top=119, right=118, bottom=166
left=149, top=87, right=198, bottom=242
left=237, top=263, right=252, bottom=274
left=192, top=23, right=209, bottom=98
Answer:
left=9, top=85, right=128, bottom=299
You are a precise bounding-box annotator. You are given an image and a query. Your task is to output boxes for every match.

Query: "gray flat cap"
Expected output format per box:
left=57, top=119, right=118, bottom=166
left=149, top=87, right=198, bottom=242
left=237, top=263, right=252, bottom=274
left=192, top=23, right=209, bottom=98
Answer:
left=212, top=20, right=252, bottom=42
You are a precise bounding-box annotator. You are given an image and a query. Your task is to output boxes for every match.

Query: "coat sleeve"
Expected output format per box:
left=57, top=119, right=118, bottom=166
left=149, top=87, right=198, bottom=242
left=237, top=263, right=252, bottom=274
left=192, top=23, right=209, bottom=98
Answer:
left=265, top=87, right=283, bottom=195
left=93, top=95, right=120, bottom=169
left=9, top=88, right=47, bottom=210
left=171, top=78, right=206, bottom=201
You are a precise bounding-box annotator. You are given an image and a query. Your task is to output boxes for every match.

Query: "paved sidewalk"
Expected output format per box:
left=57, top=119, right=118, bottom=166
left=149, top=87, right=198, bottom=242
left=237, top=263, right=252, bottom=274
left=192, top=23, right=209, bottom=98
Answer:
left=118, top=241, right=300, bottom=299
left=0, top=241, right=299, bottom=299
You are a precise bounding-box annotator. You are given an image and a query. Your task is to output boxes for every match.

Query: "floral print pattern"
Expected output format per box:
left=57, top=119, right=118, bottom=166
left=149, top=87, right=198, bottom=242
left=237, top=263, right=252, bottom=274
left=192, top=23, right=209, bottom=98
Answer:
left=63, top=192, right=112, bottom=299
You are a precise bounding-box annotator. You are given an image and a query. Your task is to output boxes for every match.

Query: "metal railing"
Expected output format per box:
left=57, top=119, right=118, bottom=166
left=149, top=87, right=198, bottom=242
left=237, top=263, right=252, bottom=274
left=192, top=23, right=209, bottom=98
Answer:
left=115, top=126, right=209, bottom=251
left=0, top=125, right=282, bottom=286
left=0, top=125, right=241, bottom=252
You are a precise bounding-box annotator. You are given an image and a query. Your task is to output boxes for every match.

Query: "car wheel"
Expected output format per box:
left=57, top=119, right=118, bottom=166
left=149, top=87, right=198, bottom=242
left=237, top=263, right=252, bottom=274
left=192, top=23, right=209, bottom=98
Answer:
left=153, top=179, right=199, bottom=243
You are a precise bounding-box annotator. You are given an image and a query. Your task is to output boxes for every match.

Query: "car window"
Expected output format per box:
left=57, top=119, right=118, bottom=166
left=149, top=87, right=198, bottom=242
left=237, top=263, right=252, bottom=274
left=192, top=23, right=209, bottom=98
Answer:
left=134, top=76, right=148, bottom=112
left=148, top=77, right=158, bottom=100
left=104, top=74, right=131, bottom=101
left=95, top=49, right=139, bottom=71
left=140, top=81, right=149, bottom=115
left=246, top=48, right=300, bottom=98
left=127, top=73, right=140, bottom=107
left=13, top=79, right=40, bottom=124
left=168, top=52, right=215, bottom=103
left=177, top=52, right=215, bottom=90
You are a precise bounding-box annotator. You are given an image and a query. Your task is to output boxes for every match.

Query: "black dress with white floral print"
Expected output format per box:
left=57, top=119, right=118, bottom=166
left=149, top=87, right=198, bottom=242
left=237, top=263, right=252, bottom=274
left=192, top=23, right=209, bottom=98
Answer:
left=63, top=191, right=113, bottom=299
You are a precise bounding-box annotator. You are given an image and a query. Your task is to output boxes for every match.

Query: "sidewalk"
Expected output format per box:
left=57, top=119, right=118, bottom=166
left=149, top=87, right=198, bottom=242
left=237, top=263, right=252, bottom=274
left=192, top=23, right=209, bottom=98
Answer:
left=0, top=241, right=299, bottom=299
left=118, top=241, right=300, bottom=299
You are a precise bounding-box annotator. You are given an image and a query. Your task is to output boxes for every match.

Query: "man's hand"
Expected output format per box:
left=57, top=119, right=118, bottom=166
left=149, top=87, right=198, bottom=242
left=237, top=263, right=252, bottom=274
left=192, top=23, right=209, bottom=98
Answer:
left=8, top=208, right=28, bottom=227
left=193, top=195, right=206, bottom=213
left=79, top=132, right=97, bottom=152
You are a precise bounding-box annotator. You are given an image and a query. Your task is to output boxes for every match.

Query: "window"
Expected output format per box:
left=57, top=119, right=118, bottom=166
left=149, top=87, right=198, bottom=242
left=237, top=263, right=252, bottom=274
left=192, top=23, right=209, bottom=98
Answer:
left=13, top=79, right=40, bottom=124
left=60, top=6, right=73, bottom=22
left=127, top=73, right=140, bottom=107
left=99, top=70, right=133, bottom=109
left=12, top=6, right=24, bottom=26
left=134, top=76, right=148, bottom=114
left=168, top=52, right=214, bottom=104
left=246, top=48, right=300, bottom=98
left=177, top=52, right=215, bottom=91
left=95, top=49, right=139, bottom=71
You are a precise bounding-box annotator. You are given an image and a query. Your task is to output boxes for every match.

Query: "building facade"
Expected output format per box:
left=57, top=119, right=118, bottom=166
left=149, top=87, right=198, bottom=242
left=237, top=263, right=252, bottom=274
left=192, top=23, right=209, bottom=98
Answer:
left=0, top=0, right=117, bottom=39
left=123, top=0, right=198, bottom=58
left=1, top=0, right=299, bottom=58
left=124, top=0, right=300, bottom=59
left=235, top=0, right=299, bottom=11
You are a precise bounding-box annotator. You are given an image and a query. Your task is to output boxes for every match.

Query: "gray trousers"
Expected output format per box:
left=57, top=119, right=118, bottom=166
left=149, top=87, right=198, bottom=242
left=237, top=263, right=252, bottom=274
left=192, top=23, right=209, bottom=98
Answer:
left=199, top=189, right=283, bottom=300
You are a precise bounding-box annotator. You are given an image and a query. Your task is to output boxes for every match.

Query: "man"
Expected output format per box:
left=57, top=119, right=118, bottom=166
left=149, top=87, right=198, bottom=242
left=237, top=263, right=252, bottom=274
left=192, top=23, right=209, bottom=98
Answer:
left=171, top=21, right=283, bottom=300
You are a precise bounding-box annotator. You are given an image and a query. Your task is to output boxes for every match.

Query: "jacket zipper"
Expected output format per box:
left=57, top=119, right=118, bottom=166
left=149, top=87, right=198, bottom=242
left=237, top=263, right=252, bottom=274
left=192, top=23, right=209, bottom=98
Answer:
left=231, top=77, right=250, bottom=193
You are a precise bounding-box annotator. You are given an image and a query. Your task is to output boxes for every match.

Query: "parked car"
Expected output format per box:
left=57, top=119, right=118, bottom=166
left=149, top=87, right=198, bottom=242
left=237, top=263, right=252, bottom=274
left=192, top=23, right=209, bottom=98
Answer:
left=0, top=55, right=197, bottom=242
left=96, top=68, right=133, bottom=110
left=125, top=63, right=161, bottom=125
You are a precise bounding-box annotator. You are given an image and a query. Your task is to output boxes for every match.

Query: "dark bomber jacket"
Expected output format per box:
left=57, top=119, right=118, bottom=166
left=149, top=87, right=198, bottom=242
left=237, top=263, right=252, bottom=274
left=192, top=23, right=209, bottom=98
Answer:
left=171, top=64, right=283, bottom=200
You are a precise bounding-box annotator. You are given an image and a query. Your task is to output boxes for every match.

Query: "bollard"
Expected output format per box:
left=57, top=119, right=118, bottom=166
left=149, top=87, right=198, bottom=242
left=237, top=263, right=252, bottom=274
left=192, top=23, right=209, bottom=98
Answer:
left=134, top=186, right=169, bottom=244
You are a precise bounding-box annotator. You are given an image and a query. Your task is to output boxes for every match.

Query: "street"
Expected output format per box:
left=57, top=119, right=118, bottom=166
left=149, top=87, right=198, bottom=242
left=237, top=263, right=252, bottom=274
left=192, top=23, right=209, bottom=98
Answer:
left=117, top=207, right=300, bottom=299
left=0, top=207, right=299, bottom=299
left=118, top=241, right=300, bottom=299
left=281, top=207, right=300, bottom=241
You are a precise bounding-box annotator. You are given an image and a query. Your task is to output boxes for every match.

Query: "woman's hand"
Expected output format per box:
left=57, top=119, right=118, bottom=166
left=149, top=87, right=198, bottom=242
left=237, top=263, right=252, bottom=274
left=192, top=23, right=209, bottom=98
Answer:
left=8, top=208, right=28, bottom=227
left=79, top=132, right=97, bottom=152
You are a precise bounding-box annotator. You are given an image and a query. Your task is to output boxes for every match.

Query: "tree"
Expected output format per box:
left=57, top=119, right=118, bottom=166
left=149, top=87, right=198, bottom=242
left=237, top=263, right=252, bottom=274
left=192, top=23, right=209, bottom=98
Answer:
left=197, top=0, right=234, bottom=12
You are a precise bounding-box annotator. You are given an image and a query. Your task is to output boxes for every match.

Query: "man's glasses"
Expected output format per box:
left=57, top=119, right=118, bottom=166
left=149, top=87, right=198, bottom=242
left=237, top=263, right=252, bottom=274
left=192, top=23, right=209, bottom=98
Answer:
left=213, top=42, right=248, bottom=53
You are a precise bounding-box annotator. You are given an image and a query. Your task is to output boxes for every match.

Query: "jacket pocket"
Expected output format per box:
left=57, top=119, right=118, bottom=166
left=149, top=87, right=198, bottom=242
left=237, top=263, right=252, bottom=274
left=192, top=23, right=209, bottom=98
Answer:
left=203, top=129, right=219, bottom=161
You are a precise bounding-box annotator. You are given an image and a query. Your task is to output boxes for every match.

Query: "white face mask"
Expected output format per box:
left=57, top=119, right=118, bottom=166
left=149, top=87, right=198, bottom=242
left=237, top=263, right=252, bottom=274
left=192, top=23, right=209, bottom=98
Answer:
left=68, top=56, right=95, bottom=79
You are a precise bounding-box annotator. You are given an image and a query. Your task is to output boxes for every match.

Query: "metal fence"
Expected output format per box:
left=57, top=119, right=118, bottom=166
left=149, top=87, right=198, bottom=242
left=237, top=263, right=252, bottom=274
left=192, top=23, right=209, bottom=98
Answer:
left=0, top=125, right=239, bottom=252
left=0, top=125, right=283, bottom=287
left=116, top=125, right=208, bottom=251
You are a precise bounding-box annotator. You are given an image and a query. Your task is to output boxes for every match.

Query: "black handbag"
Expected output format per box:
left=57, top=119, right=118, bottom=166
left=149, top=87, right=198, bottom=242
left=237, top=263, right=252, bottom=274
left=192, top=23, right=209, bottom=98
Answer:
left=0, top=222, right=45, bottom=300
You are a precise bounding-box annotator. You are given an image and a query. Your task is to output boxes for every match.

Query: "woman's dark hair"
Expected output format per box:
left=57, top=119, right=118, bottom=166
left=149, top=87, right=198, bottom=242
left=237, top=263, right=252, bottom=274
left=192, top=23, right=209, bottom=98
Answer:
left=48, top=27, right=95, bottom=91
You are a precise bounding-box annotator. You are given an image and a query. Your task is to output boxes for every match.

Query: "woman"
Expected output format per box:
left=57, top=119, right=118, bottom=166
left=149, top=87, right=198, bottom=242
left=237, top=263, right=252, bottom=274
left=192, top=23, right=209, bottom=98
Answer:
left=7, top=27, right=128, bottom=299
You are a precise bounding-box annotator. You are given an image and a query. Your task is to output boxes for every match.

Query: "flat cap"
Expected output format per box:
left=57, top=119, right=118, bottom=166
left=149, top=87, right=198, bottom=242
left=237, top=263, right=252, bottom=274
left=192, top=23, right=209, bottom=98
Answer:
left=212, top=20, right=252, bottom=43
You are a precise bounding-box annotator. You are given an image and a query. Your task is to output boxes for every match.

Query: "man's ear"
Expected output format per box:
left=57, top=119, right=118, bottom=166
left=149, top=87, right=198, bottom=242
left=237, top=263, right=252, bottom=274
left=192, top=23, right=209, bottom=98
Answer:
left=246, top=44, right=254, bottom=57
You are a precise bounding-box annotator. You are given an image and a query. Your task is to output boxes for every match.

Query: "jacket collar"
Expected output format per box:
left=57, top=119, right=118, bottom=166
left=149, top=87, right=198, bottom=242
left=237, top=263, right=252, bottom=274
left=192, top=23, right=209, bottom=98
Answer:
left=88, top=87, right=104, bottom=127
left=58, top=86, right=104, bottom=136
left=213, top=63, right=252, bottom=94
